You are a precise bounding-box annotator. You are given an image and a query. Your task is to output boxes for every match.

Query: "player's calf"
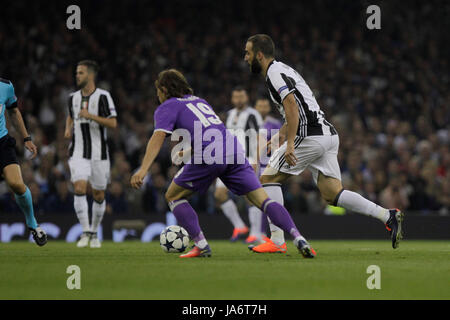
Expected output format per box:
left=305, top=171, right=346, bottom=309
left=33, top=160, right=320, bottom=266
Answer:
left=214, top=187, right=229, bottom=204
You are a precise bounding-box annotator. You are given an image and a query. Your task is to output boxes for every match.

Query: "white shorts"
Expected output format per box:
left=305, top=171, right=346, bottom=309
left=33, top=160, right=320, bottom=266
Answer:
left=267, top=135, right=341, bottom=184
left=68, top=158, right=111, bottom=190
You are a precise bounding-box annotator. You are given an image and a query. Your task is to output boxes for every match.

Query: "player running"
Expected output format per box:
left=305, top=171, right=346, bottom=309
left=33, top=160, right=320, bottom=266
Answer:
left=214, top=87, right=264, bottom=244
left=130, top=69, right=316, bottom=258
left=64, top=60, right=118, bottom=248
left=0, top=78, right=47, bottom=246
left=244, top=34, right=404, bottom=253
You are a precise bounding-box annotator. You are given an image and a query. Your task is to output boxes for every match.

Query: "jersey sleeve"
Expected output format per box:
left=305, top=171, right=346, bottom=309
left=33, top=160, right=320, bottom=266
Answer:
left=98, top=92, right=117, bottom=118
left=5, top=82, right=18, bottom=108
left=68, top=95, right=74, bottom=118
left=154, top=103, right=177, bottom=134
left=267, top=67, right=296, bottom=102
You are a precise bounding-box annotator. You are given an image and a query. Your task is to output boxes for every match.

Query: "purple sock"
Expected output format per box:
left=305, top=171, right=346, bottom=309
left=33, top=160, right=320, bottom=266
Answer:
left=169, top=200, right=202, bottom=239
left=261, top=198, right=301, bottom=239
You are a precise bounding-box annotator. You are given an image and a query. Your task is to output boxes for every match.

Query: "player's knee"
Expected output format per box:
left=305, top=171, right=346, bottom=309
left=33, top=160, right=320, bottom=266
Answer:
left=214, top=188, right=228, bottom=204
left=74, top=185, right=86, bottom=195
left=165, top=190, right=176, bottom=203
left=321, top=189, right=341, bottom=205
left=259, top=174, right=274, bottom=185
left=9, top=181, right=26, bottom=195
left=323, top=194, right=335, bottom=205
left=165, top=192, right=183, bottom=204
left=92, top=190, right=105, bottom=203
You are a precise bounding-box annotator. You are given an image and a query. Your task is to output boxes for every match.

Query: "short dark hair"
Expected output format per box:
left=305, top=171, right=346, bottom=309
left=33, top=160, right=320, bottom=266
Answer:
left=155, top=69, right=193, bottom=99
left=247, top=34, right=275, bottom=58
left=232, top=86, right=247, bottom=93
left=77, top=60, right=99, bottom=74
left=255, top=97, right=270, bottom=103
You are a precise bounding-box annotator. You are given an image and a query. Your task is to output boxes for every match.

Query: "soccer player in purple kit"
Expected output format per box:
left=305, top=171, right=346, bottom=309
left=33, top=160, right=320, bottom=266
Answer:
left=130, top=69, right=316, bottom=258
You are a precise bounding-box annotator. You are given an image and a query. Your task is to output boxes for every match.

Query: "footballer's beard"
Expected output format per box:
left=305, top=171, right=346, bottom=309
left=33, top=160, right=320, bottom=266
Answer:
left=250, top=57, right=262, bottom=74
left=234, top=103, right=246, bottom=110
left=77, top=79, right=88, bottom=89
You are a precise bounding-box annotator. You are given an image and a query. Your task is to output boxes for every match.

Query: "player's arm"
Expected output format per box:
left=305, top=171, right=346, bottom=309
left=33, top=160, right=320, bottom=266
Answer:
left=130, top=130, right=167, bottom=189
left=64, top=115, right=73, bottom=139
left=79, top=93, right=118, bottom=128
left=277, top=122, right=287, bottom=144
left=172, top=147, right=192, bottom=165
left=282, top=93, right=299, bottom=166
left=79, top=109, right=117, bottom=129
left=7, top=107, right=38, bottom=159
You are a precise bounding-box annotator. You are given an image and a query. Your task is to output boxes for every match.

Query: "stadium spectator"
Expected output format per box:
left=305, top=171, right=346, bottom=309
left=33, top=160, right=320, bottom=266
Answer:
left=45, top=179, right=73, bottom=214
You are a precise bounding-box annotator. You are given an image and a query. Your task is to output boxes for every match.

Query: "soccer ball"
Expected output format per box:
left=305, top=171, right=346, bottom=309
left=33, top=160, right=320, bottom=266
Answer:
left=160, top=225, right=190, bottom=253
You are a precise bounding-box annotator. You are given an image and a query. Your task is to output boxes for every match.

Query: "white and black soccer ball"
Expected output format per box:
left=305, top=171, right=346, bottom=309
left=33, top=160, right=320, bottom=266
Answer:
left=160, top=225, right=190, bottom=253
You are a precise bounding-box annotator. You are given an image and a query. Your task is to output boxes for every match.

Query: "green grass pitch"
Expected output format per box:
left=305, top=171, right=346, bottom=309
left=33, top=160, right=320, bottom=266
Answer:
left=0, top=240, right=448, bottom=300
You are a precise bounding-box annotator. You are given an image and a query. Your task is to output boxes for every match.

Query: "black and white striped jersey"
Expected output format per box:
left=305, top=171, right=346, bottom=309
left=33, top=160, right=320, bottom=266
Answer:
left=225, top=106, right=263, bottom=159
left=67, top=88, right=117, bottom=160
left=265, top=60, right=336, bottom=137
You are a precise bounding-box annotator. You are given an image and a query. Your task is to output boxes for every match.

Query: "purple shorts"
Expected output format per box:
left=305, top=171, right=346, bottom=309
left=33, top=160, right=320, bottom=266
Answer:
left=173, top=160, right=262, bottom=195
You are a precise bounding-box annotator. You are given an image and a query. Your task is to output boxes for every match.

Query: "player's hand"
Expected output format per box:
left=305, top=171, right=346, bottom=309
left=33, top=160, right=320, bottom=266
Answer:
left=64, top=129, right=72, bottom=139
left=284, top=143, right=297, bottom=166
left=172, top=150, right=184, bottom=165
left=79, top=108, right=90, bottom=119
left=172, top=148, right=191, bottom=165
left=130, top=169, right=146, bottom=189
left=25, top=141, right=38, bottom=159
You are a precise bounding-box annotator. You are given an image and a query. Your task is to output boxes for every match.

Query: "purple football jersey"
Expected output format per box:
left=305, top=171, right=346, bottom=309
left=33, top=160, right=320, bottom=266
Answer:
left=263, top=115, right=282, bottom=141
left=154, top=95, right=245, bottom=164
left=155, top=95, right=262, bottom=195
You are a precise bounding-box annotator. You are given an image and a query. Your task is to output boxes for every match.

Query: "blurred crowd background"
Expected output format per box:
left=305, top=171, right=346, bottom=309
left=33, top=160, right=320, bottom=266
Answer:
left=0, top=0, right=448, bottom=219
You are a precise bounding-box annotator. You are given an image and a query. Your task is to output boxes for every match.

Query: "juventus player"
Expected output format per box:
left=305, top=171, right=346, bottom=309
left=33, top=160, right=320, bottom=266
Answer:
left=64, top=60, right=117, bottom=248
left=214, top=87, right=264, bottom=244
left=244, top=34, right=404, bottom=253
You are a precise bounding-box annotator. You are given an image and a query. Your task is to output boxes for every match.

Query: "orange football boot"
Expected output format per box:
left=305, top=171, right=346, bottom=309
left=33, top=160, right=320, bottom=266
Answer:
left=251, top=238, right=287, bottom=253
left=245, top=235, right=258, bottom=244
left=179, top=245, right=212, bottom=258
left=230, top=226, right=249, bottom=242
